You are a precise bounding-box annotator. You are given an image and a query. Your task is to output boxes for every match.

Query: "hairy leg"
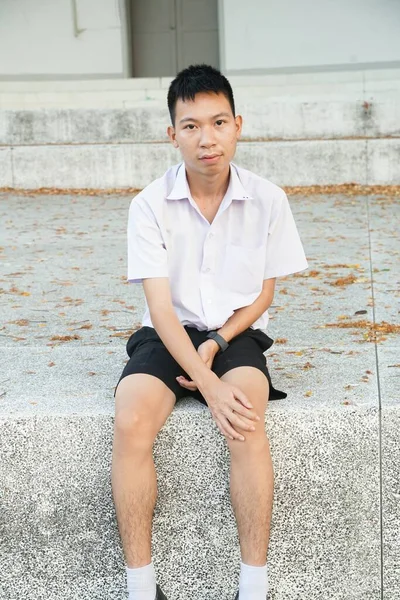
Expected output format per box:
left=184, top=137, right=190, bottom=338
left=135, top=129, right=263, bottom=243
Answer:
left=222, top=367, right=273, bottom=565
left=112, top=374, right=176, bottom=567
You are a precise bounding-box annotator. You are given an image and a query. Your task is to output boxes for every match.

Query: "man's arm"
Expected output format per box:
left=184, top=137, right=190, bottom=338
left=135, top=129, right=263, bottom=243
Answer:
left=142, top=277, right=261, bottom=442
left=142, top=277, right=220, bottom=391
left=217, top=278, right=276, bottom=343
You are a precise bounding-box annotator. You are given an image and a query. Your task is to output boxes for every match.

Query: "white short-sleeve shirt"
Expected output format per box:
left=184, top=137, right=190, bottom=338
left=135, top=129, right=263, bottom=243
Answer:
left=127, top=161, right=308, bottom=331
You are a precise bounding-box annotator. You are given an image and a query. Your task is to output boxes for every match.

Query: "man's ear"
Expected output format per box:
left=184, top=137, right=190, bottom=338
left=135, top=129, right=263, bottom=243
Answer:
left=167, top=125, right=179, bottom=148
left=235, top=114, right=243, bottom=139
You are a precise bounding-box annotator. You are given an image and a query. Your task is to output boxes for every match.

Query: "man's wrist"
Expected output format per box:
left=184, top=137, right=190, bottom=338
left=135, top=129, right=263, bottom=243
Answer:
left=206, top=338, right=220, bottom=354
left=194, top=368, right=219, bottom=393
left=206, top=330, right=229, bottom=352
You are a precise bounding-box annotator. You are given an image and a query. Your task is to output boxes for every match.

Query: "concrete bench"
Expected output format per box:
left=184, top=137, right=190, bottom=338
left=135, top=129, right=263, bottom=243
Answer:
left=0, top=190, right=398, bottom=599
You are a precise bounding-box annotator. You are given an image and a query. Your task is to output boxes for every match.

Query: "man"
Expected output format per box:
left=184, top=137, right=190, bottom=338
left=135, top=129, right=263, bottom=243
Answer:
left=112, top=64, right=308, bottom=600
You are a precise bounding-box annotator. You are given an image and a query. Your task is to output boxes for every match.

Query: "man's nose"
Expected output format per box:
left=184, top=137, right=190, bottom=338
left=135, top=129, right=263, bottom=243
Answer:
left=199, top=125, right=216, bottom=147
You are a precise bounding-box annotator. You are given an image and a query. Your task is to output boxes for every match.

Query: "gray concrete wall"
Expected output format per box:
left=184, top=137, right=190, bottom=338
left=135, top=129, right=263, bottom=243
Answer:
left=1, top=100, right=399, bottom=144
left=0, top=0, right=127, bottom=79
left=221, top=0, right=400, bottom=72
left=1, top=138, right=399, bottom=189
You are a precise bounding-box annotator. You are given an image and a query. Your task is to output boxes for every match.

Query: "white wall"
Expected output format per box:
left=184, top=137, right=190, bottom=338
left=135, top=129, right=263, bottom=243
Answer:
left=0, top=0, right=127, bottom=78
left=221, top=0, right=400, bottom=72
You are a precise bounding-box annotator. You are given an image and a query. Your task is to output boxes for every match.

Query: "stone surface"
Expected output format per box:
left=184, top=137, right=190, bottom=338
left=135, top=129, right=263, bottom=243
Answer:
left=0, top=190, right=398, bottom=599
left=4, top=136, right=400, bottom=189
left=9, top=139, right=371, bottom=189
left=0, top=342, right=378, bottom=416
left=1, top=68, right=399, bottom=188
left=0, top=146, right=13, bottom=187
left=368, top=193, right=399, bottom=325
left=1, top=100, right=399, bottom=146
left=0, top=405, right=381, bottom=600
left=0, top=67, right=398, bottom=110
left=367, top=139, right=400, bottom=185
left=0, top=192, right=378, bottom=350
left=11, top=143, right=177, bottom=189
left=236, top=140, right=368, bottom=185
left=377, top=345, right=400, bottom=600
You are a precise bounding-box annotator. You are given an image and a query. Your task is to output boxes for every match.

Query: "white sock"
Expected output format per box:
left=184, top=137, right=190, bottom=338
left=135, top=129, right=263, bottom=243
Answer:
left=238, top=561, right=269, bottom=600
left=126, top=561, right=157, bottom=600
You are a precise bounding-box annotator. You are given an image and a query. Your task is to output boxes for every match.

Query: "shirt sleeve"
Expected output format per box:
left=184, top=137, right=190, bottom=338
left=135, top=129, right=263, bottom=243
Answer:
left=264, top=191, right=308, bottom=279
left=127, top=198, right=169, bottom=283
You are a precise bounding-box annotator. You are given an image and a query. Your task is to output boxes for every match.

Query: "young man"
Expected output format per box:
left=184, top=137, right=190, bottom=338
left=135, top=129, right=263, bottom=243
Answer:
left=112, top=64, right=308, bottom=600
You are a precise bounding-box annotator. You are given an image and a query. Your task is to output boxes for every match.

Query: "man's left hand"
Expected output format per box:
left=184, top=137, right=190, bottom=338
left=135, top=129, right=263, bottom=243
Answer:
left=176, top=338, right=220, bottom=390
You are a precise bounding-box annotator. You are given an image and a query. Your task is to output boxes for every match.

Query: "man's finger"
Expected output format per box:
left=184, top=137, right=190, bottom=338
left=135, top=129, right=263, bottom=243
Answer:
left=231, top=402, right=261, bottom=422
left=232, top=386, right=253, bottom=409
left=219, top=416, right=245, bottom=441
left=176, top=376, right=198, bottom=390
left=227, top=412, right=257, bottom=432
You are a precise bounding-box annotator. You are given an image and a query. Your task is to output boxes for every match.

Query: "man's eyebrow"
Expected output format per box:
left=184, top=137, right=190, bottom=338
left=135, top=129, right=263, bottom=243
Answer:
left=179, top=112, right=232, bottom=124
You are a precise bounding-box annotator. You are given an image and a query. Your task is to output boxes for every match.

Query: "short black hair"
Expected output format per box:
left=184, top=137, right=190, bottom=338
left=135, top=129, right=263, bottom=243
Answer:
left=167, top=64, right=235, bottom=125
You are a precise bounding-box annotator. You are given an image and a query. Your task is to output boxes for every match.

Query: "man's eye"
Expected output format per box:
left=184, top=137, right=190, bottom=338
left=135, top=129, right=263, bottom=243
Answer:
left=185, top=124, right=195, bottom=130
left=216, top=120, right=225, bottom=126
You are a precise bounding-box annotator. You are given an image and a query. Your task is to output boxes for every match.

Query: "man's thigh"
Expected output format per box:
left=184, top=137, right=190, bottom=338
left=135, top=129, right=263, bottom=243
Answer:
left=212, top=332, right=271, bottom=391
left=114, top=373, right=177, bottom=440
left=115, top=327, right=204, bottom=404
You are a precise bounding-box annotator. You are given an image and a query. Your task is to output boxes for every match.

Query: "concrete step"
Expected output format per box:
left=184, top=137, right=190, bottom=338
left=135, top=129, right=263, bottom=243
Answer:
left=1, top=68, right=399, bottom=188
left=1, top=138, right=400, bottom=189
left=1, top=100, right=399, bottom=145
left=1, top=67, right=400, bottom=108
left=1, top=190, right=399, bottom=599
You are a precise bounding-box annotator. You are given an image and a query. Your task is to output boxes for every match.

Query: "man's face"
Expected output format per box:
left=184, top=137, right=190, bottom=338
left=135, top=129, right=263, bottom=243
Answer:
left=167, top=92, right=242, bottom=176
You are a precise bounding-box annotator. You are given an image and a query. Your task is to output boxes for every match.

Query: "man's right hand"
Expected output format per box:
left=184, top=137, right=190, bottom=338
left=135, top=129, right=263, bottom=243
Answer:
left=200, top=375, right=261, bottom=442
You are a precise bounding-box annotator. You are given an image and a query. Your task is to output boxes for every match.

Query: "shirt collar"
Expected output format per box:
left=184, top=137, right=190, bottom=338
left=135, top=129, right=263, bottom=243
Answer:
left=166, top=162, right=253, bottom=201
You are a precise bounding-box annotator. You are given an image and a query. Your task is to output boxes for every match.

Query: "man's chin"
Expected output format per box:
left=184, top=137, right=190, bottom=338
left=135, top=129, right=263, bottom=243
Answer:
left=198, top=158, right=230, bottom=173
left=184, top=158, right=231, bottom=176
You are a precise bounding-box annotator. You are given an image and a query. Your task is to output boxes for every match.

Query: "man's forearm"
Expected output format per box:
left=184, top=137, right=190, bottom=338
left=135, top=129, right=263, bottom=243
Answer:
left=217, top=287, right=274, bottom=343
left=150, top=308, right=218, bottom=390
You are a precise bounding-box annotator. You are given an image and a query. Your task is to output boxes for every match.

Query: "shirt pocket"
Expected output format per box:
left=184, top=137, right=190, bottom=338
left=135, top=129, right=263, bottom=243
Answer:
left=221, top=244, right=264, bottom=295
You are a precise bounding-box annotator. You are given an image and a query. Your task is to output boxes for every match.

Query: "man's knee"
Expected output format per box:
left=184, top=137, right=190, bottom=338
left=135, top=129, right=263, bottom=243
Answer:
left=114, top=405, right=152, bottom=441
left=114, top=374, right=175, bottom=446
left=227, top=427, right=269, bottom=456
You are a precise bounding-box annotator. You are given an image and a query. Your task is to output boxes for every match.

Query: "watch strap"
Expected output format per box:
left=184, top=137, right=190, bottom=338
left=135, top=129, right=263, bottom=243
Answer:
left=206, top=331, right=229, bottom=352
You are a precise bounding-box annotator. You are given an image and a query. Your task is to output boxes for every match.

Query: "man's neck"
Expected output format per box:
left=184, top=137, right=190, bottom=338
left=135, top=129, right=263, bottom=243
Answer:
left=185, top=164, right=231, bottom=204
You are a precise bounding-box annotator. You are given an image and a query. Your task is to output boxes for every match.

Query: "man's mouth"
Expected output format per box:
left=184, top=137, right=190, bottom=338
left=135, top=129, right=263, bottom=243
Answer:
left=200, top=154, right=222, bottom=162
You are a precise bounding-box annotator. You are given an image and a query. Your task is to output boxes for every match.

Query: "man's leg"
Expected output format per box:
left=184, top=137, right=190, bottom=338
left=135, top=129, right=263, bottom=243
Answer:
left=112, top=373, right=176, bottom=597
left=221, top=366, right=272, bottom=597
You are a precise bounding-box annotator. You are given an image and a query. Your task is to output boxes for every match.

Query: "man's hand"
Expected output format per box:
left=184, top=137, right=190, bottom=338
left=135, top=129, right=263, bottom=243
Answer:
left=201, top=377, right=260, bottom=442
left=176, top=339, right=260, bottom=441
left=176, top=338, right=219, bottom=391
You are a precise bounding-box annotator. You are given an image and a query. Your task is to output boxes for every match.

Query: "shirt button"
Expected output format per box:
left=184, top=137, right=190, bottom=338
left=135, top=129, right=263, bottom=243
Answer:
left=208, top=233, right=214, bottom=238
left=204, top=267, right=211, bottom=273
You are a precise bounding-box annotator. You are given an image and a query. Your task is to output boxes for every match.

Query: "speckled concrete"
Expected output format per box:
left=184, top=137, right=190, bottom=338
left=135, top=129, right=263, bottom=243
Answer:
left=377, top=345, right=400, bottom=600
left=0, top=403, right=381, bottom=600
left=0, top=190, right=399, bottom=600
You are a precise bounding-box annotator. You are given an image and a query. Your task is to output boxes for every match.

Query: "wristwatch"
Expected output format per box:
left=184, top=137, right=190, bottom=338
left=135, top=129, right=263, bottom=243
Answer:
left=206, top=331, right=229, bottom=353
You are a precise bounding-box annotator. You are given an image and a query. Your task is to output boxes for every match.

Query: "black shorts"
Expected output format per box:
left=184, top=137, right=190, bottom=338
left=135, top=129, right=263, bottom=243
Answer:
left=114, top=325, right=287, bottom=404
